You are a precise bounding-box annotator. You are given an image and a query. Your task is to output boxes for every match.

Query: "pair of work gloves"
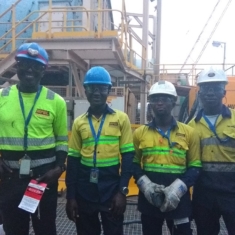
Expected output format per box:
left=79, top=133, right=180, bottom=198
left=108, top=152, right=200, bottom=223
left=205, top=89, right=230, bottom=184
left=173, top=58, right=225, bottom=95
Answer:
left=137, top=175, right=187, bottom=212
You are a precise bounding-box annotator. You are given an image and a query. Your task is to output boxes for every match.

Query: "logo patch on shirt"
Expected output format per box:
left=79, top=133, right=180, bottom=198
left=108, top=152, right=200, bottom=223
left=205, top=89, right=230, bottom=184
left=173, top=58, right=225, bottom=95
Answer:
left=109, top=122, right=118, bottom=127
left=176, top=133, right=185, bottom=137
left=36, top=109, right=50, bottom=116
left=227, top=125, right=235, bottom=128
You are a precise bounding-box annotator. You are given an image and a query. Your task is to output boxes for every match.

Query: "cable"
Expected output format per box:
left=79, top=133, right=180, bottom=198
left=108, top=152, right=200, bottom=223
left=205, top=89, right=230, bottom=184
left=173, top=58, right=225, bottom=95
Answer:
left=193, top=0, right=232, bottom=66
left=179, top=0, right=221, bottom=73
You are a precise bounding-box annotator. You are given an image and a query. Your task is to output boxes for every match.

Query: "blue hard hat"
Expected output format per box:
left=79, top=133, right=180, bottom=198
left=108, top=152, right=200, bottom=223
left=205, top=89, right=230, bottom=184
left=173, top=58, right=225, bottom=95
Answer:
left=15, top=42, right=49, bottom=66
left=84, top=66, right=112, bottom=86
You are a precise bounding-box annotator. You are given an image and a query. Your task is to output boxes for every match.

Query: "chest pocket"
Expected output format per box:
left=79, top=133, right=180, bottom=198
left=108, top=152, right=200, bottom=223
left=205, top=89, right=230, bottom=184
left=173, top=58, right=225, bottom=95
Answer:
left=223, top=130, right=235, bottom=139
left=139, top=140, right=154, bottom=149
left=102, top=128, right=121, bottom=155
left=81, top=131, right=90, bottom=140
left=173, top=139, right=189, bottom=151
left=222, top=131, right=235, bottom=156
left=32, top=111, right=53, bottom=129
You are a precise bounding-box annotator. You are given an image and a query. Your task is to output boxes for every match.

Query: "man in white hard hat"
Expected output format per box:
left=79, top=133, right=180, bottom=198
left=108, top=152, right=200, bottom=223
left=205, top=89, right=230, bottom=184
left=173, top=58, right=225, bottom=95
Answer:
left=133, top=80, right=202, bottom=235
left=188, top=67, right=235, bottom=235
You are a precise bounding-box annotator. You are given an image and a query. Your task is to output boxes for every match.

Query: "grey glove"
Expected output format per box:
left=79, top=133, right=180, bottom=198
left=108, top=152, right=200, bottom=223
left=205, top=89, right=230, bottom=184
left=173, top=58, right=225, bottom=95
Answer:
left=137, top=175, right=165, bottom=207
left=160, top=178, right=187, bottom=212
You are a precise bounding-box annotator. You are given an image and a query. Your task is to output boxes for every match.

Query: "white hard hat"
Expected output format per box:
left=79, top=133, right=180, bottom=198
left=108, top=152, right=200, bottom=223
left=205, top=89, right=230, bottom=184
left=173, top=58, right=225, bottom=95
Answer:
left=149, top=80, right=177, bottom=97
left=197, top=67, right=228, bottom=85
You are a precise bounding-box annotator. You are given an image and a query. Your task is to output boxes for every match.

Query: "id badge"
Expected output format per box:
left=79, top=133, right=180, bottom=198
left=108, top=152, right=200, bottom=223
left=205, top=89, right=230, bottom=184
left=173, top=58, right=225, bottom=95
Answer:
left=90, top=168, right=99, bottom=183
left=19, top=154, right=31, bottom=176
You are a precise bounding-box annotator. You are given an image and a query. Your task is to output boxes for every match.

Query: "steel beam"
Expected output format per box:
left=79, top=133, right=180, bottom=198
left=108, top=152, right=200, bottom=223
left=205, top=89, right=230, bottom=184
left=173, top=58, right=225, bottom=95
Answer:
left=0, top=52, right=16, bottom=76
left=70, top=62, right=86, bottom=98
left=29, top=38, right=113, bottom=51
left=68, top=50, right=88, bottom=72
left=48, top=50, right=88, bottom=72
left=89, top=59, right=118, bottom=65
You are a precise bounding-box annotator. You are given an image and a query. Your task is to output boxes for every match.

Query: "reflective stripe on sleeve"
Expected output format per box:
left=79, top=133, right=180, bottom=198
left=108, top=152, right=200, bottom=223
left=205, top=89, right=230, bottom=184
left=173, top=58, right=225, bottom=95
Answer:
left=120, top=143, right=134, bottom=153
left=68, top=148, right=81, bottom=158
left=56, top=136, right=68, bottom=141
left=55, top=145, right=68, bottom=152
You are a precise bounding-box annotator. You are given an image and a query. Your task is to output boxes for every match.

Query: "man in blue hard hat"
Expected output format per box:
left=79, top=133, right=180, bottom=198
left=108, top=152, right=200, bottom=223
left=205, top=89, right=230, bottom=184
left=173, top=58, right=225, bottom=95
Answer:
left=0, top=42, right=68, bottom=235
left=66, top=66, right=134, bottom=235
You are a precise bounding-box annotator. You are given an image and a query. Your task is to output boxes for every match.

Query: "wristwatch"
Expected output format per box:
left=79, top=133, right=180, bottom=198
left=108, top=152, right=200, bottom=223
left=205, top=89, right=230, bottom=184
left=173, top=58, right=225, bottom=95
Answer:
left=120, top=187, right=129, bottom=196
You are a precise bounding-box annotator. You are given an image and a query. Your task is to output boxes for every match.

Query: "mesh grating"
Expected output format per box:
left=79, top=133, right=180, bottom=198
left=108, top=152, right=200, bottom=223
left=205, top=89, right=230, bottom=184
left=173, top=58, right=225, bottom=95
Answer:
left=28, top=196, right=229, bottom=235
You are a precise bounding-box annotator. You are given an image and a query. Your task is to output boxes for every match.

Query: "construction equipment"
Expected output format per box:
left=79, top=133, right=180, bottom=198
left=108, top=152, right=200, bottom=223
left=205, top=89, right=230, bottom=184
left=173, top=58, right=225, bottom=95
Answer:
left=178, top=76, right=235, bottom=123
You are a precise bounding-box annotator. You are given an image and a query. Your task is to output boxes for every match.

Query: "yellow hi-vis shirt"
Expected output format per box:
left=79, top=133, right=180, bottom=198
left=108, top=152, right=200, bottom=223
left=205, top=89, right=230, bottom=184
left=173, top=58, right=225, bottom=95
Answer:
left=133, top=120, right=201, bottom=174
left=188, top=105, right=235, bottom=196
left=0, top=85, right=68, bottom=152
left=68, top=107, right=134, bottom=167
left=188, top=105, right=235, bottom=170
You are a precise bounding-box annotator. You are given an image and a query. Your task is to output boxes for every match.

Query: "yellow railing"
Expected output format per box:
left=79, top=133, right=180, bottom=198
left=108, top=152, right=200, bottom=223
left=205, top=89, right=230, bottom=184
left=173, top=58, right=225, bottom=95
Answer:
left=147, top=62, right=235, bottom=86
left=0, top=0, right=22, bottom=52
left=0, top=0, right=146, bottom=74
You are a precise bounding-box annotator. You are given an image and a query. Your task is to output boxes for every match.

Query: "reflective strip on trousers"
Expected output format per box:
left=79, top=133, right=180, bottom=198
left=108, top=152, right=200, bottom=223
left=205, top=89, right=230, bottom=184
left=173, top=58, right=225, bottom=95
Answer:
left=203, top=162, right=235, bottom=172
left=3, top=156, right=56, bottom=169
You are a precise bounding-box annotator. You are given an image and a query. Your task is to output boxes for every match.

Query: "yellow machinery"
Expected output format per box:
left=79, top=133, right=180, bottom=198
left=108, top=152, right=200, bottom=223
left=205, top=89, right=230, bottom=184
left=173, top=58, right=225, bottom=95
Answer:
left=177, top=76, right=235, bottom=124
left=188, top=76, right=235, bottom=115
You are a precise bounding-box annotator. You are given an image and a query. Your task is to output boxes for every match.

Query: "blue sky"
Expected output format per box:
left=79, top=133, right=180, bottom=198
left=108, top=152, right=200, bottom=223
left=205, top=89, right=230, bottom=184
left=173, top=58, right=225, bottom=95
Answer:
left=111, top=0, right=235, bottom=70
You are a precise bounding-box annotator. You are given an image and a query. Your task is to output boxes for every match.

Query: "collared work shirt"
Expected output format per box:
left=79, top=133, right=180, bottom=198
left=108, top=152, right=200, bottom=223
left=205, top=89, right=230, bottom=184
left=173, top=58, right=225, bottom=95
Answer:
left=0, top=85, right=68, bottom=166
left=133, top=118, right=201, bottom=219
left=0, top=85, right=68, bottom=152
left=188, top=105, right=235, bottom=201
left=133, top=119, right=201, bottom=174
left=67, top=106, right=134, bottom=203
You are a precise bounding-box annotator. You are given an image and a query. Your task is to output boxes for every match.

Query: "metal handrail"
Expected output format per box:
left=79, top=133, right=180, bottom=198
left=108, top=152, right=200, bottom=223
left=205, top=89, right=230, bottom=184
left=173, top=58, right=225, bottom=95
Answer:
left=147, top=63, right=235, bottom=86
left=0, top=12, right=47, bottom=51
left=0, top=0, right=21, bottom=19
left=0, top=3, right=147, bottom=74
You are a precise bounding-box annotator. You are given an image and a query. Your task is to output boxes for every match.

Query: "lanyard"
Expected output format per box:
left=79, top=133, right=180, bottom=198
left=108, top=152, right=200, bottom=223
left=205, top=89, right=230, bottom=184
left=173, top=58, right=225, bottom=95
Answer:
left=18, top=86, right=42, bottom=152
left=88, top=114, right=107, bottom=167
left=156, top=126, right=176, bottom=148
left=202, top=114, right=229, bottom=143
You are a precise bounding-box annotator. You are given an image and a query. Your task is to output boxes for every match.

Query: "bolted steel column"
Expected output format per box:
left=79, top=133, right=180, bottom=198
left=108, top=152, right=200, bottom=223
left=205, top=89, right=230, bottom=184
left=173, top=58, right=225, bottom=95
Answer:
left=155, top=0, right=162, bottom=82
left=140, top=0, right=149, bottom=124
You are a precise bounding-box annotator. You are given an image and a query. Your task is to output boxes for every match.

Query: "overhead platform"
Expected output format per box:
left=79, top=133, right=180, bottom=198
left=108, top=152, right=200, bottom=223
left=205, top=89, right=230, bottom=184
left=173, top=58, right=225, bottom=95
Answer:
left=28, top=37, right=144, bottom=81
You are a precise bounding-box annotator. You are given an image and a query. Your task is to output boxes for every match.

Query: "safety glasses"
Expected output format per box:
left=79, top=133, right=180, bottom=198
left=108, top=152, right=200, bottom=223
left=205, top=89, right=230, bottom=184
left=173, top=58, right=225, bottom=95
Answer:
left=199, top=84, right=225, bottom=93
left=85, top=85, right=110, bottom=94
left=149, top=96, right=173, bottom=104
left=17, top=60, right=45, bottom=73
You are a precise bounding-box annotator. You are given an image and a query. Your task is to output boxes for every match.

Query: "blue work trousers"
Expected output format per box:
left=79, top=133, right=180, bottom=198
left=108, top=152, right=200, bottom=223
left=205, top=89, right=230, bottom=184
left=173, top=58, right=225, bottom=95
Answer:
left=193, top=200, right=235, bottom=235
left=141, top=213, right=192, bottom=235
left=75, top=195, right=124, bottom=235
